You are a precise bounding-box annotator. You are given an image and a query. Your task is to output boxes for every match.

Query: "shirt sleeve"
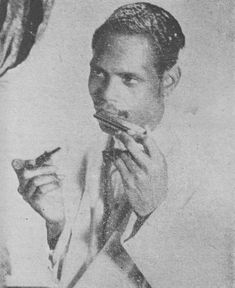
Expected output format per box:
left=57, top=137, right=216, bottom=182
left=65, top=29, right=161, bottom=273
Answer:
left=120, top=198, right=233, bottom=288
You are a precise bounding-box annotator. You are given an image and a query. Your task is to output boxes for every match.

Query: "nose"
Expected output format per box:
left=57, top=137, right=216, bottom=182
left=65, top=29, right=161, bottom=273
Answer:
left=92, top=76, right=121, bottom=107
left=104, top=77, right=121, bottom=103
left=102, top=76, right=121, bottom=103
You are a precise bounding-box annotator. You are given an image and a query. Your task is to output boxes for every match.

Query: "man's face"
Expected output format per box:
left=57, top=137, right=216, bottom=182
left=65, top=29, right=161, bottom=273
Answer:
left=88, top=34, right=165, bottom=134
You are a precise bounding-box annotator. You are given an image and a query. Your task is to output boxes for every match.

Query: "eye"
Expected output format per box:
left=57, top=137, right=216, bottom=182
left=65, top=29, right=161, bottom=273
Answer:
left=121, top=74, right=139, bottom=86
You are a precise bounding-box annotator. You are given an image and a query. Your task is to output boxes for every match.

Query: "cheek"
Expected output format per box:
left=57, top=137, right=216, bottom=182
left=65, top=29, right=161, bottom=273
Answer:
left=126, top=98, right=151, bottom=124
left=88, top=76, right=103, bottom=105
left=133, top=100, right=157, bottom=122
left=88, top=75, right=96, bottom=96
left=128, top=89, right=164, bottom=127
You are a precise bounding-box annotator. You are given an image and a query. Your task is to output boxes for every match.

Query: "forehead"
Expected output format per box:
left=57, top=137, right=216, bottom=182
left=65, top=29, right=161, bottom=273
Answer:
left=91, top=34, right=157, bottom=75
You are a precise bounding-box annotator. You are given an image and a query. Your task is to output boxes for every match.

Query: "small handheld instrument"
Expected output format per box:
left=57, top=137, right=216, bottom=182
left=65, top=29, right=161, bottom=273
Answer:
left=26, top=147, right=61, bottom=169
left=93, top=110, right=146, bottom=136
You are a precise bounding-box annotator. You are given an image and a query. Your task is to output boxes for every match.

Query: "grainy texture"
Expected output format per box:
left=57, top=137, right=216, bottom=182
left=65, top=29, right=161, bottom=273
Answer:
left=1, top=0, right=234, bottom=287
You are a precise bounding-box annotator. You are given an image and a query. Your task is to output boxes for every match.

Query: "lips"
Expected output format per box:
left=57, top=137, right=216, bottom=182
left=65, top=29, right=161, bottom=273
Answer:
left=93, top=109, right=147, bottom=136
left=95, top=106, right=128, bottom=120
left=94, top=110, right=129, bottom=132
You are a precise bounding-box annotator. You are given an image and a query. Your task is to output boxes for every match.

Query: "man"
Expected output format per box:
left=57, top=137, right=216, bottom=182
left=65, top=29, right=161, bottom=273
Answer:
left=12, top=2, right=233, bottom=288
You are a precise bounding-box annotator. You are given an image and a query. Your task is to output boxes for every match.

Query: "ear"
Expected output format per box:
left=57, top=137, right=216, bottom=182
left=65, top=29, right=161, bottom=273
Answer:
left=161, top=65, right=181, bottom=97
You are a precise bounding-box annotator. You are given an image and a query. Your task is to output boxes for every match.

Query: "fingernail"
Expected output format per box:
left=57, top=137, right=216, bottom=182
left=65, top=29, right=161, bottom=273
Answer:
left=127, top=129, right=135, bottom=136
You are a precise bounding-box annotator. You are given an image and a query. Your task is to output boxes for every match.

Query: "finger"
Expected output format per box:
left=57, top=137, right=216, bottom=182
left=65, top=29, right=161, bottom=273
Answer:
left=113, top=158, right=131, bottom=184
left=115, top=132, right=148, bottom=167
left=12, top=159, right=25, bottom=171
left=20, top=179, right=37, bottom=200
left=39, top=181, right=61, bottom=194
left=23, top=179, right=61, bottom=202
left=23, top=165, right=57, bottom=180
left=26, top=158, right=53, bottom=170
left=18, top=181, right=36, bottom=196
left=12, top=159, right=26, bottom=178
left=127, top=128, right=147, bottom=143
left=32, top=174, right=60, bottom=187
left=142, top=135, right=161, bottom=160
left=18, top=173, right=62, bottom=197
left=119, top=152, right=140, bottom=173
left=25, top=159, right=36, bottom=169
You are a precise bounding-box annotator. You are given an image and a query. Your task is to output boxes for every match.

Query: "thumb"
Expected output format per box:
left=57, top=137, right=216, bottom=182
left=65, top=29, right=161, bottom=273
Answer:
left=12, top=158, right=36, bottom=172
left=11, top=159, right=25, bottom=173
left=11, top=159, right=36, bottom=179
left=11, top=159, right=26, bottom=181
left=12, top=158, right=38, bottom=177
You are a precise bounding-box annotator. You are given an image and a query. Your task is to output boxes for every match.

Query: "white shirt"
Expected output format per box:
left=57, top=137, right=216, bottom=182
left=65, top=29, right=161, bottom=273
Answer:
left=51, top=120, right=234, bottom=288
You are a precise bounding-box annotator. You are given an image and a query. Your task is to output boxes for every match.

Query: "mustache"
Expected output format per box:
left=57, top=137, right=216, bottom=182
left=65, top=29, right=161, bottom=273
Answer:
left=94, top=111, right=129, bottom=133
left=117, top=110, right=129, bottom=118
left=93, top=109, right=147, bottom=136
left=95, top=105, right=129, bottom=119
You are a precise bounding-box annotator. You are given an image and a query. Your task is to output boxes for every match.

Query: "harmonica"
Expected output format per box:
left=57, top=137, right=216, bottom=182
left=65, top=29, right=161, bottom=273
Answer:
left=94, top=110, right=146, bottom=136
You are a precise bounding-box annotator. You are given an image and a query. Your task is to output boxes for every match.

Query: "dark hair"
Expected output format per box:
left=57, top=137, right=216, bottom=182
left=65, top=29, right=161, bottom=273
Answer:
left=92, top=2, right=185, bottom=76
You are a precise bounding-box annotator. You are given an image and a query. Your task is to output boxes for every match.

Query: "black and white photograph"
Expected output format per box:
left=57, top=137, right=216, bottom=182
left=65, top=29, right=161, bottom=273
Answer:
left=0, top=1, right=234, bottom=287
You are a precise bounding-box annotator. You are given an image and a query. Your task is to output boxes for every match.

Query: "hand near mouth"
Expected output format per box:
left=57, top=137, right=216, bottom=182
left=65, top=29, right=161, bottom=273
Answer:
left=112, top=129, right=168, bottom=217
left=94, top=110, right=146, bottom=138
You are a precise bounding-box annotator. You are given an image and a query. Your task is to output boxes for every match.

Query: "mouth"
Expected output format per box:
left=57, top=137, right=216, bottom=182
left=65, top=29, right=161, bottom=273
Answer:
left=94, top=110, right=129, bottom=133
left=93, top=110, right=146, bottom=136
